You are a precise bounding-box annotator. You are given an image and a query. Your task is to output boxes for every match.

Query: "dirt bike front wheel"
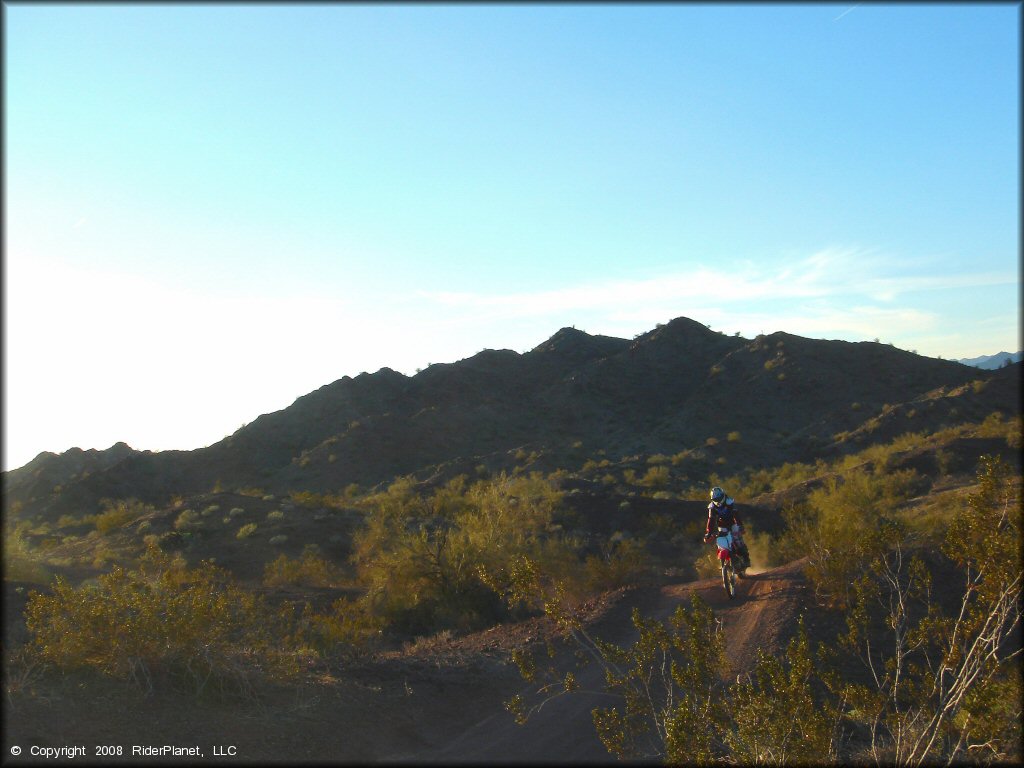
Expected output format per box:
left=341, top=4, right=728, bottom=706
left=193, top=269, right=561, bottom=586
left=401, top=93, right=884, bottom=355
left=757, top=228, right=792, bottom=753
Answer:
left=722, top=561, right=736, bottom=599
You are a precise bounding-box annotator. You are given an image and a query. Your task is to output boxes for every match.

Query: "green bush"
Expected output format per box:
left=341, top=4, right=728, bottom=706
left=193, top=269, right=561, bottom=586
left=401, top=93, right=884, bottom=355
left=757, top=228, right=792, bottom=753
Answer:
left=728, top=619, right=838, bottom=764
left=236, top=523, right=258, bottom=539
left=95, top=499, right=153, bottom=535
left=24, top=544, right=307, bottom=697
left=353, top=472, right=575, bottom=635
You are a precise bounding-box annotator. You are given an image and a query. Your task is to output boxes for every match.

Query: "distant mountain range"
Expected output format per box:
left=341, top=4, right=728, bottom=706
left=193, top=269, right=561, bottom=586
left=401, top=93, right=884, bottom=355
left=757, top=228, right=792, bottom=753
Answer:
left=5, top=317, right=1020, bottom=523
left=956, top=351, right=1022, bottom=369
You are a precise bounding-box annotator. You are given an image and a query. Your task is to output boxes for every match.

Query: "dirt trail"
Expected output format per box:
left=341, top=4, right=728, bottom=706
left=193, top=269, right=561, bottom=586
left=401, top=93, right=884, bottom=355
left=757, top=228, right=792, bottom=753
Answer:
left=4, top=561, right=811, bottom=764
left=398, top=559, right=811, bottom=763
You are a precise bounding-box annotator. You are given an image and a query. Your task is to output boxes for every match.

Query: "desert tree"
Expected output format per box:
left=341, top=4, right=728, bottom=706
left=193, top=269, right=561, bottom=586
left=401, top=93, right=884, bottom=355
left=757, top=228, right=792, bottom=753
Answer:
left=832, top=455, right=1021, bottom=765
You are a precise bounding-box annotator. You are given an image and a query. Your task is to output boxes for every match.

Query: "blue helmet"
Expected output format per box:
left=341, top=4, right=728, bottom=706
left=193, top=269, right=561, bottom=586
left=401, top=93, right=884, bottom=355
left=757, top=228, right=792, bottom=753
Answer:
left=710, top=486, right=725, bottom=503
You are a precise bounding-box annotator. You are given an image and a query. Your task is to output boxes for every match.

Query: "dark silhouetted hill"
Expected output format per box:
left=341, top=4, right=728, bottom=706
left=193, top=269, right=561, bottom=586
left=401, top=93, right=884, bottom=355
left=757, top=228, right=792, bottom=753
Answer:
left=5, top=318, right=1018, bottom=523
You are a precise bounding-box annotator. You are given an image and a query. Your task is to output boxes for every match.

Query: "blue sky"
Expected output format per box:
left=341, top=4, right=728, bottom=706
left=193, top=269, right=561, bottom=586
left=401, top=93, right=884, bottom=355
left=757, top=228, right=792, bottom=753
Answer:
left=4, top=3, right=1020, bottom=470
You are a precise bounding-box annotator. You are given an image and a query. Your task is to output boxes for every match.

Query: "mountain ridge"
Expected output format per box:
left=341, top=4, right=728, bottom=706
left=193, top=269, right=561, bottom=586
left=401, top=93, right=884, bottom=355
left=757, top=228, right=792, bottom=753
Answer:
left=5, top=317, right=1018, bottom=522
left=957, top=351, right=1022, bottom=369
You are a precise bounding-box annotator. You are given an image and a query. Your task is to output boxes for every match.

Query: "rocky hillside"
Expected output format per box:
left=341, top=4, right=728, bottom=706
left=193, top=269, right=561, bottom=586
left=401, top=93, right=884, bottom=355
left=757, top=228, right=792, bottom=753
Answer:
left=5, top=316, right=1019, bottom=523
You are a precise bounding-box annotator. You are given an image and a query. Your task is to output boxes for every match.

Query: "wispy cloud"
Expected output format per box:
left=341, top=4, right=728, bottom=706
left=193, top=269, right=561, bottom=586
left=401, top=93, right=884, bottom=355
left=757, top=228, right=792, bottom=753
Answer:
left=420, top=247, right=1014, bottom=322
left=833, top=3, right=861, bottom=22
left=412, top=247, right=1018, bottom=360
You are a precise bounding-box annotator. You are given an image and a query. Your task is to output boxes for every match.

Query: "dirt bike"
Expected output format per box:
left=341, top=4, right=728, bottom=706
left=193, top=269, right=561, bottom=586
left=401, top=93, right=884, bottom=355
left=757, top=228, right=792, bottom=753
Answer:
left=706, top=526, right=749, bottom=599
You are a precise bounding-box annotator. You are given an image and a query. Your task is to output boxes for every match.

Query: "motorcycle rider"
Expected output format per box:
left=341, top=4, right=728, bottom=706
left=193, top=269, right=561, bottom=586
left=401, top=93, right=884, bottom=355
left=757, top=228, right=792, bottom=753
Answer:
left=703, top=486, right=750, bottom=567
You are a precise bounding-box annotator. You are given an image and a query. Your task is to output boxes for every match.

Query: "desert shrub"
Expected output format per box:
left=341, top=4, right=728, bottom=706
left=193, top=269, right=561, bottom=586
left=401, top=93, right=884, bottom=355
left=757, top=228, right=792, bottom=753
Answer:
left=785, top=465, right=925, bottom=609
left=263, top=546, right=344, bottom=587
left=728, top=618, right=839, bottom=764
left=95, top=499, right=153, bottom=535
left=269, top=535, right=288, bottom=546
left=136, top=521, right=152, bottom=534
left=693, top=548, right=721, bottom=579
left=297, top=597, right=382, bottom=658
left=705, top=437, right=719, bottom=447
left=641, top=465, right=670, bottom=489
left=173, top=509, right=201, bottom=531
left=201, top=504, right=220, bottom=517
left=1006, top=414, right=1023, bottom=449
left=24, top=543, right=306, bottom=697
left=354, top=472, right=576, bottom=634
left=236, top=487, right=266, bottom=498
left=228, top=507, right=246, bottom=517
left=827, top=456, right=1022, bottom=764
left=267, top=510, right=285, bottom=521
left=289, top=489, right=347, bottom=510
left=56, top=514, right=87, bottom=529
left=236, top=523, right=258, bottom=539
left=156, top=530, right=187, bottom=552
left=583, top=538, right=649, bottom=591
left=977, top=411, right=1007, bottom=438
left=727, top=431, right=741, bottom=443
left=3, top=522, right=54, bottom=584
left=642, top=513, right=676, bottom=539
